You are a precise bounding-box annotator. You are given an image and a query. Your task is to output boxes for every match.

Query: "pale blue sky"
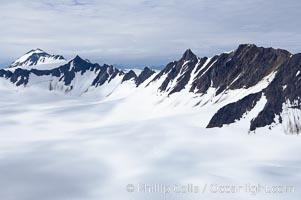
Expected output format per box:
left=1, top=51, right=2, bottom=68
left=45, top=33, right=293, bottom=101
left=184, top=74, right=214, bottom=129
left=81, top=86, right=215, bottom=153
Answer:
left=1, top=0, right=301, bottom=67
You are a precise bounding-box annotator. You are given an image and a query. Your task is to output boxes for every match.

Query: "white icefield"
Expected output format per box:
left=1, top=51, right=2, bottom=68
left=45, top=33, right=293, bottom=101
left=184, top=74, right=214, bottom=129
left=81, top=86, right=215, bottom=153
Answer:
left=0, top=64, right=301, bottom=200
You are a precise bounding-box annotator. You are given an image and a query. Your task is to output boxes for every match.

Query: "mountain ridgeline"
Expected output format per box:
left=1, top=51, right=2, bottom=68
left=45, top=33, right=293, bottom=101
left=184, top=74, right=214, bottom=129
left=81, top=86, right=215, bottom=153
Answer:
left=0, top=45, right=300, bottom=134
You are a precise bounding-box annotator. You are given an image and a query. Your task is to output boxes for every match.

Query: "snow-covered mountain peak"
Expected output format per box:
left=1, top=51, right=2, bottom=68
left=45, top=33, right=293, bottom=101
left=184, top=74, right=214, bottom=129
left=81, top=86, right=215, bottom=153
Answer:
left=25, top=48, right=45, bottom=54
left=8, top=49, right=66, bottom=69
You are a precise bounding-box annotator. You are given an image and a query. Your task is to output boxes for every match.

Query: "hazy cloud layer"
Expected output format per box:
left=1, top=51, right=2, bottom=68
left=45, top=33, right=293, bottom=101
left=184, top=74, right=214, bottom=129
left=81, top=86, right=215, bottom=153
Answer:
left=1, top=0, right=301, bottom=66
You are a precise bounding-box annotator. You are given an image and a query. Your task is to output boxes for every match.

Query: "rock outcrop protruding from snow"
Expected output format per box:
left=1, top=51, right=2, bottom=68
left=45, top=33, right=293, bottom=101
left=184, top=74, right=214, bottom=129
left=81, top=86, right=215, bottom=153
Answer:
left=135, top=67, right=155, bottom=86
left=122, top=70, right=137, bottom=83
left=250, top=53, right=301, bottom=132
left=207, top=92, right=262, bottom=128
left=190, top=44, right=291, bottom=95
left=149, top=49, right=207, bottom=94
left=91, top=64, right=122, bottom=87
left=202, top=45, right=299, bottom=133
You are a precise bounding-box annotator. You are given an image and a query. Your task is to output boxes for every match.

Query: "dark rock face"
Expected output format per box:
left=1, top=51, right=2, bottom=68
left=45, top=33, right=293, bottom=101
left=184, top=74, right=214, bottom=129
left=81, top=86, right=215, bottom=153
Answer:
left=56, top=55, right=98, bottom=85
left=182, top=49, right=198, bottom=61
left=150, top=49, right=206, bottom=94
left=0, top=68, right=30, bottom=86
left=149, top=44, right=290, bottom=96
left=121, top=70, right=138, bottom=83
left=250, top=53, right=301, bottom=131
left=170, top=57, right=207, bottom=94
left=207, top=92, right=262, bottom=128
left=10, top=69, right=31, bottom=86
left=135, top=67, right=155, bottom=86
left=0, top=69, right=13, bottom=79
left=53, top=55, right=65, bottom=60
left=92, top=64, right=121, bottom=87
left=190, top=44, right=291, bottom=95
left=150, top=61, right=176, bottom=89
left=92, top=64, right=123, bottom=87
left=204, top=45, right=300, bottom=133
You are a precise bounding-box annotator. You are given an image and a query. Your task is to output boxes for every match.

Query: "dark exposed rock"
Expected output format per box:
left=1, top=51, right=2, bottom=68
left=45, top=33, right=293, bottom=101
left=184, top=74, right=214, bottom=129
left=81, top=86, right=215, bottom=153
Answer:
left=53, top=55, right=65, bottom=60
left=207, top=92, right=262, bottom=128
left=11, top=69, right=31, bottom=86
left=149, top=61, right=176, bottom=89
left=205, top=46, right=300, bottom=133
left=92, top=64, right=121, bottom=87
left=169, top=56, right=207, bottom=94
left=0, top=68, right=31, bottom=86
left=191, top=44, right=291, bottom=95
left=135, top=67, right=155, bottom=86
left=149, top=49, right=203, bottom=94
left=121, top=70, right=137, bottom=83
left=0, top=69, right=13, bottom=79
left=50, top=55, right=98, bottom=85
left=190, top=55, right=218, bottom=93
left=181, top=49, right=199, bottom=62
left=250, top=53, right=301, bottom=131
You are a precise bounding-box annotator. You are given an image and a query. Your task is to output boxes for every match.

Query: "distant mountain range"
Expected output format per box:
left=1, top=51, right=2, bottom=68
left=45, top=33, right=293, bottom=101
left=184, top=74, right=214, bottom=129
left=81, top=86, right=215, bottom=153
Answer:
left=0, top=44, right=300, bottom=134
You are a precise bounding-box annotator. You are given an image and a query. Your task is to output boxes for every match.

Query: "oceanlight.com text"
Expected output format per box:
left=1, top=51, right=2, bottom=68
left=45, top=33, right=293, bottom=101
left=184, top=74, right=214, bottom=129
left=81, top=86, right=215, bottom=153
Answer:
left=126, top=183, right=295, bottom=195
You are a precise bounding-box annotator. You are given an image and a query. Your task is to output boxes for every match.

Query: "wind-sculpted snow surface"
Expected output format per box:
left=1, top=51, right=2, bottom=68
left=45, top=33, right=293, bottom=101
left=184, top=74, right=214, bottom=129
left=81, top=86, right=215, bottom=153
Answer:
left=0, top=82, right=300, bottom=200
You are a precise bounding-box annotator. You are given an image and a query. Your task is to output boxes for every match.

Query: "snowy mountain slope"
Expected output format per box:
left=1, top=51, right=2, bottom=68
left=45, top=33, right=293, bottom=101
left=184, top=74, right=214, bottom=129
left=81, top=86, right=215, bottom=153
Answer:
left=0, top=44, right=300, bottom=134
left=8, top=48, right=66, bottom=69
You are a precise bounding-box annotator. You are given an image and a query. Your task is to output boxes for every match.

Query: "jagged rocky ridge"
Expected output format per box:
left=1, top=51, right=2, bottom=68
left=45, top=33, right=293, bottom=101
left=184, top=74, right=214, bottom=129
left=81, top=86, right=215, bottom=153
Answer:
left=0, top=44, right=300, bottom=134
left=205, top=45, right=300, bottom=133
left=0, top=52, right=155, bottom=90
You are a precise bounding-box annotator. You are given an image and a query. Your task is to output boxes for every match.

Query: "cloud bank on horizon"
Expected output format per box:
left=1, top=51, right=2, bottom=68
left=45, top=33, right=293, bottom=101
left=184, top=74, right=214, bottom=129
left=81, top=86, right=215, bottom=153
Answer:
left=0, top=0, right=301, bottom=67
